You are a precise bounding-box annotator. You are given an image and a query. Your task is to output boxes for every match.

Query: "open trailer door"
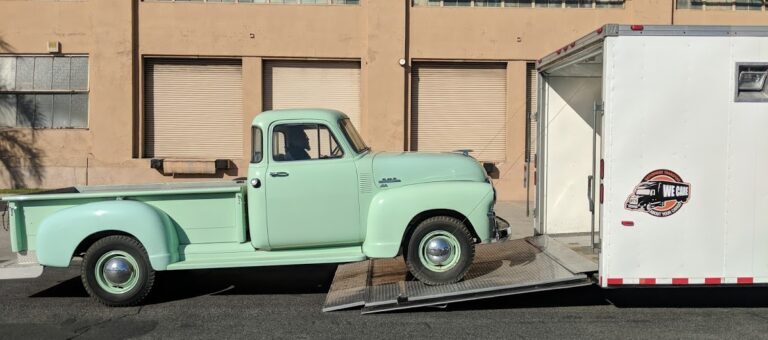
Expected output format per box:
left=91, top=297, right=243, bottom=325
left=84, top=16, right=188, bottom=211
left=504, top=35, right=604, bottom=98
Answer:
left=535, top=30, right=605, bottom=246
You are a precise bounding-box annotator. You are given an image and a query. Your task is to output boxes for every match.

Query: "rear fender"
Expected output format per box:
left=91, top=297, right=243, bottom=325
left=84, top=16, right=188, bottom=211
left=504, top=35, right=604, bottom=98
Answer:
left=36, top=200, right=179, bottom=270
left=362, top=181, right=494, bottom=258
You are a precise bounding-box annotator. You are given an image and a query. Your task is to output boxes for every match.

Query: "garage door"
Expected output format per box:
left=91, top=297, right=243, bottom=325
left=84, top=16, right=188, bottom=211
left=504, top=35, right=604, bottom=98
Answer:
left=411, top=63, right=507, bottom=163
left=264, top=60, right=361, bottom=128
left=144, top=59, right=243, bottom=159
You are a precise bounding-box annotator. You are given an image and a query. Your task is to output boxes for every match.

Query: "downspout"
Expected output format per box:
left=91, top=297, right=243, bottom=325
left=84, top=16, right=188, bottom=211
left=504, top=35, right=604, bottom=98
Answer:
left=403, top=0, right=411, bottom=151
left=671, top=0, right=676, bottom=25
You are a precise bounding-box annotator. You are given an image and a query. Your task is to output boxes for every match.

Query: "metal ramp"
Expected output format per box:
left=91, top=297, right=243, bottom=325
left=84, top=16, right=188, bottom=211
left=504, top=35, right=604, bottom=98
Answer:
left=323, top=235, right=598, bottom=314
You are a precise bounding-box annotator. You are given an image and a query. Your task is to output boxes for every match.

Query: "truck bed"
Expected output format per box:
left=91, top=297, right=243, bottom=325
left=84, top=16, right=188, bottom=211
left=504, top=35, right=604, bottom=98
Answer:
left=3, top=181, right=248, bottom=254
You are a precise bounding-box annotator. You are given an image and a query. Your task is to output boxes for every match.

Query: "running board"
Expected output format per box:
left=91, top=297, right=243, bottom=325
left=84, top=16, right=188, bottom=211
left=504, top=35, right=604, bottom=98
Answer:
left=323, top=236, right=597, bottom=314
left=0, top=258, right=44, bottom=280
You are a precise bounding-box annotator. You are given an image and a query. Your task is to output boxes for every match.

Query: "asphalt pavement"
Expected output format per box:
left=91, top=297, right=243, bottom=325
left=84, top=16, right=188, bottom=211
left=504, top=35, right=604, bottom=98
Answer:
left=2, top=202, right=768, bottom=339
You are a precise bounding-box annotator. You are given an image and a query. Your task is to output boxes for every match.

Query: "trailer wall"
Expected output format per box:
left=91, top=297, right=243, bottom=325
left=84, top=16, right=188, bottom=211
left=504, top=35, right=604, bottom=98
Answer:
left=600, top=35, right=768, bottom=286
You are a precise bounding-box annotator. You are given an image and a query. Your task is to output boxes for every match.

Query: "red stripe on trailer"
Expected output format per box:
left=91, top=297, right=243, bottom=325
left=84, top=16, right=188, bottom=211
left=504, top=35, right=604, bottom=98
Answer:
left=705, top=277, right=721, bottom=285
left=606, top=278, right=623, bottom=285
left=639, top=278, right=656, bottom=285
left=737, top=277, right=754, bottom=284
left=672, top=278, right=688, bottom=285
left=621, top=221, right=634, bottom=227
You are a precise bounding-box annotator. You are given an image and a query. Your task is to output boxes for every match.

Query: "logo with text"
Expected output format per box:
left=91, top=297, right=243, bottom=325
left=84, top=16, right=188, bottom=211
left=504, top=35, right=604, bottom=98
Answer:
left=625, top=169, right=691, bottom=217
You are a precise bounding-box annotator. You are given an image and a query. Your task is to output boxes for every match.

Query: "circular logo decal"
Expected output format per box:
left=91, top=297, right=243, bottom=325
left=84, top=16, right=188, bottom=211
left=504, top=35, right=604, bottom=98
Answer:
left=625, top=169, right=691, bottom=218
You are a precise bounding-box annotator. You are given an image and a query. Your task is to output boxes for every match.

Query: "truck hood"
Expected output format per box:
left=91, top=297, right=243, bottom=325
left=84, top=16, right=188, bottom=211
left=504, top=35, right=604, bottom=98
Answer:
left=371, top=152, right=487, bottom=189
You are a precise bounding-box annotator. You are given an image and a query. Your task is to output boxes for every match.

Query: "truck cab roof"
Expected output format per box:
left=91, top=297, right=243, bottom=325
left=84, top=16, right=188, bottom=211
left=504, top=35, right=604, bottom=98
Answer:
left=252, top=108, right=350, bottom=127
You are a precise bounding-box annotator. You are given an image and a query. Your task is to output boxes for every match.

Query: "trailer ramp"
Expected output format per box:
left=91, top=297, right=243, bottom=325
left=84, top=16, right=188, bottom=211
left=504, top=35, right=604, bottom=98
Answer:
left=323, top=236, right=597, bottom=314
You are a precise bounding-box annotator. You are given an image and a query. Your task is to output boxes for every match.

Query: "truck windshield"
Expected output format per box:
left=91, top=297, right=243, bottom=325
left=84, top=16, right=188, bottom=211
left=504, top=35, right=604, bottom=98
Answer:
left=340, top=118, right=369, bottom=154
left=635, top=189, right=654, bottom=196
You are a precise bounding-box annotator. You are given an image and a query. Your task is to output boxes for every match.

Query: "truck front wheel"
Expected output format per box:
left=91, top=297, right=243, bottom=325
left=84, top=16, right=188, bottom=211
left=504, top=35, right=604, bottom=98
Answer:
left=81, top=235, right=155, bottom=307
left=406, top=216, right=475, bottom=285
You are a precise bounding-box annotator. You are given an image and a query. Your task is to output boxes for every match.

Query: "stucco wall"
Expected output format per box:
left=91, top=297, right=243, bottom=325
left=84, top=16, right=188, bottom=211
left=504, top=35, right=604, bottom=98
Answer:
left=0, top=0, right=134, bottom=188
left=1, top=0, right=767, bottom=201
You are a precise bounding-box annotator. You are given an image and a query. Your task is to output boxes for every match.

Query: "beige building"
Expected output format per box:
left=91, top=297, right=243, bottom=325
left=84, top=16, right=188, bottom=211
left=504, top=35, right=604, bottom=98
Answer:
left=0, top=0, right=766, bottom=202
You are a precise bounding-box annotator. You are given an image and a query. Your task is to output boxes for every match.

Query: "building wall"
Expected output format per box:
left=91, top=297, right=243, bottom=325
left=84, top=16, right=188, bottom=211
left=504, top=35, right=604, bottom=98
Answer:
left=0, top=0, right=135, bottom=188
left=0, top=0, right=766, bottom=201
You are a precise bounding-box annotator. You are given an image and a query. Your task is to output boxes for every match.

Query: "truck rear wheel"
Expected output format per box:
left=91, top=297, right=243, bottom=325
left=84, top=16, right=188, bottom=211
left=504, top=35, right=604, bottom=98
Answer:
left=81, top=235, right=155, bottom=307
left=405, top=216, right=475, bottom=285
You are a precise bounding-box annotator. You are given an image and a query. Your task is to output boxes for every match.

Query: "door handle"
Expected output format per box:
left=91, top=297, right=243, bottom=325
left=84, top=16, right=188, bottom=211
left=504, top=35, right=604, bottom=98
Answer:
left=270, top=172, right=289, bottom=177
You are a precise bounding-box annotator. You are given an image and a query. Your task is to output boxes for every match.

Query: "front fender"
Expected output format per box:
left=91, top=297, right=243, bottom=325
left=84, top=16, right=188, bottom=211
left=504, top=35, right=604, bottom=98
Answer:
left=362, top=181, right=494, bottom=258
left=36, top=200, right=179, bottom=270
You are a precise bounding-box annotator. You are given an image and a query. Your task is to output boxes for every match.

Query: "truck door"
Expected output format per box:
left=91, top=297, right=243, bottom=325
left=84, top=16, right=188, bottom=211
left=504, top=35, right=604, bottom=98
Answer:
left=264, top=122, right=361, bottom=249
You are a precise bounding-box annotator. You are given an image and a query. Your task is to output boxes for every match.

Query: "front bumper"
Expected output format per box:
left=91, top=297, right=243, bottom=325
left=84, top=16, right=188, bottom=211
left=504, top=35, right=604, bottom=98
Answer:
left=488, top=211, right=511, bottom=242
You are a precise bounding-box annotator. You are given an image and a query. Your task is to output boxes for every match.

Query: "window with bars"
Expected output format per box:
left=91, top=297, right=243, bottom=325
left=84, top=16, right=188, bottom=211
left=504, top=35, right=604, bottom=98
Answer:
left=677, top=0, right=765, bottom=10
left=414, top=0, right=624, bottom=7
left=149, top=0, right=359, bottom=4
left=0, top=56, right=89, bottom=129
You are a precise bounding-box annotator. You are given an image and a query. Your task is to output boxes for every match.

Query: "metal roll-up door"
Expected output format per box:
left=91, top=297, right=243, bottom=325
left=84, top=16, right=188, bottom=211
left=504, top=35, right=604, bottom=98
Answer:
left=264, top=60, right=361, bottom=128
left=411, top=63, right=507, bottom=163
left=144, top=59, right=243, bottom=159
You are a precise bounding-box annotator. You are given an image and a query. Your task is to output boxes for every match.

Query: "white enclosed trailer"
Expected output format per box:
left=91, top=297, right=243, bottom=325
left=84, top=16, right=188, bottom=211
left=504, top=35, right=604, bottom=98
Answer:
left=323, top=25, right=768, bottom=313
left=536, top=24, right=768, bottom=287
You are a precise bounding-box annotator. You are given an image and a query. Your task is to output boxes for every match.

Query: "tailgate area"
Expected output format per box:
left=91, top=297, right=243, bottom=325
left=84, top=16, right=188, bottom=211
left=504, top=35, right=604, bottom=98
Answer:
left=324, top=236, right=597, bottom=314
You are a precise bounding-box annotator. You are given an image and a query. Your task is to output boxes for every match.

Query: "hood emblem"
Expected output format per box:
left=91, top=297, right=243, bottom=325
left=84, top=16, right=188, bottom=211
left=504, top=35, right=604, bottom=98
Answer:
left=378, top=177, right=401, bottom=188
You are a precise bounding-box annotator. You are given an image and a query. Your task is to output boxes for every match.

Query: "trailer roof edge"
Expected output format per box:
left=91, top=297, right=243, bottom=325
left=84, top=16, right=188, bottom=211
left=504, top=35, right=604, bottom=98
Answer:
left=537, top=24, right=768, bottom=71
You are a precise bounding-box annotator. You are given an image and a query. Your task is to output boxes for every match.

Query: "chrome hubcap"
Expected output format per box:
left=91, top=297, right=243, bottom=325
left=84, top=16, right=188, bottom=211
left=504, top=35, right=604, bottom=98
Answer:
left=103, top=257, right=134, bottom=286
left=425, top=237, right=453, bottom=265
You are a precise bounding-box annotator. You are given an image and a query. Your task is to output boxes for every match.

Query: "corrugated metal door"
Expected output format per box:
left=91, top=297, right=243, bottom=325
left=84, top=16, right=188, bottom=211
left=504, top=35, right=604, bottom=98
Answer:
left=411, top=63, right=507, bottom=162
left=144, top=59, right=243, bottom=159
left=263, top=60, right=361, bottom=128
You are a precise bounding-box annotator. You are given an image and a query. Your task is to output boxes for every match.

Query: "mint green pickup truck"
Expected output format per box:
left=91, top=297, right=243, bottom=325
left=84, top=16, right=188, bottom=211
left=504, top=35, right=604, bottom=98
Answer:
left=2, top=109, right=505, bottom=306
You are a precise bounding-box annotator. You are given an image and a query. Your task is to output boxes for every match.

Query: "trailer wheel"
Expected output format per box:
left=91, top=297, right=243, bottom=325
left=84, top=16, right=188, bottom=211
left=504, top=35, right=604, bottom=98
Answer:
left=81, top=235, right=155, bottom=307
left=406, top=216, right=475, bottom=285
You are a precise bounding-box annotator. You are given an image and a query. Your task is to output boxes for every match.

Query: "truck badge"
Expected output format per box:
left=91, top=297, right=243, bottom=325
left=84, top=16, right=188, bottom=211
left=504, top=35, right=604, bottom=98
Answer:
left=378, top=177, right=401, bottom=188
left=625, top=169, right=690, bottom=218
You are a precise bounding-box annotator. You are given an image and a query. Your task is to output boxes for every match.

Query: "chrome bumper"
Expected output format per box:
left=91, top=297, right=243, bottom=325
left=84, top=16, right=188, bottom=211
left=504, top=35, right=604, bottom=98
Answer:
left=488, top=211, right=511, bottom=242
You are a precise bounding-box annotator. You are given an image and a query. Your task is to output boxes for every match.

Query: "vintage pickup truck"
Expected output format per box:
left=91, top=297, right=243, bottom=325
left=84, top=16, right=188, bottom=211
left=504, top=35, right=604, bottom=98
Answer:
left=2, top=108, right=506, bottom=306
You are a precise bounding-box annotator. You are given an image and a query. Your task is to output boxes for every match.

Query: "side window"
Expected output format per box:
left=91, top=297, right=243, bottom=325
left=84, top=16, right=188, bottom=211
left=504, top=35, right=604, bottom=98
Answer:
left=272, top=123, right=344, bottom=161
left=251, top=127, right=263, bottom=163
left=736, top=63, right=768, bottom=102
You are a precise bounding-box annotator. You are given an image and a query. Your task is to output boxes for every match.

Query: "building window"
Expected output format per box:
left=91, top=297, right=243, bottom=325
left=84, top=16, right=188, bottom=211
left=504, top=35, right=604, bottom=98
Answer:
left=0, top=56, right=89, bottom=129
left=148, top=0, right=359, bottom=4
left=413, top=0, right=624, bottom=7
left=677, top=0, right=765, bottom=10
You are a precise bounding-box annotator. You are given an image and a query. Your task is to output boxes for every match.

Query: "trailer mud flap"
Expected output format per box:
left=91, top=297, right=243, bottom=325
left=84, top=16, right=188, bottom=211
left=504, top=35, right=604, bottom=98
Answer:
left=323, top=236, right=597, bottom=314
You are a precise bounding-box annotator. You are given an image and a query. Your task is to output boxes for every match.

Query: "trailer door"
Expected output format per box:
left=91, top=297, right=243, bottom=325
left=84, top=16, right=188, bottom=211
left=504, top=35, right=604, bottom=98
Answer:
left=535, top=42, right=604, bottom=237
left=589, top=102, right=603, bottom=248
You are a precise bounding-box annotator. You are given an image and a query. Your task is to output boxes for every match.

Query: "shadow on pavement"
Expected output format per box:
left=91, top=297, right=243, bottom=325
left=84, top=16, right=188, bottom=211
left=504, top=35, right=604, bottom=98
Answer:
left=446, top=285, right=609, bottom=312
left=605, top=286, right=768, bottom=308
left=30, top=264, right=339, bottom=305
left=29, top=265, right=768, bottom=310
left=448, top=285, right=768, bottom=312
